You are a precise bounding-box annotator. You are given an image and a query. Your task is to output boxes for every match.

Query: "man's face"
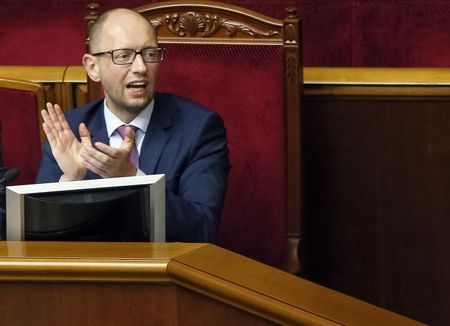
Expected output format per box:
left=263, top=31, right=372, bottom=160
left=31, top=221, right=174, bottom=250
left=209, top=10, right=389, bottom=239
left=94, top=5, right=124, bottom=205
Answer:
left=89, top=12, right=159, bottom=117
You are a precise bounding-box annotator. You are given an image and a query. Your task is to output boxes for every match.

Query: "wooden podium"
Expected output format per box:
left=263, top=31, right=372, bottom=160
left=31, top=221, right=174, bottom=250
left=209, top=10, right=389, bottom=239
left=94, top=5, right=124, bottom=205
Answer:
left=0, top=242, right=423, bottom=325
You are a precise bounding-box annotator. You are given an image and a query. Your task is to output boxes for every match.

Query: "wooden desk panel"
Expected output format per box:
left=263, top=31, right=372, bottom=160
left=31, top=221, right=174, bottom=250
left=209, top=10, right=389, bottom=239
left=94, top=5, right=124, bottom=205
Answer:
left=302, top=72, right=450, bottom=325
left=0, top=282, right=178, bottom=326
left=0, top=242, right=423, bottom=326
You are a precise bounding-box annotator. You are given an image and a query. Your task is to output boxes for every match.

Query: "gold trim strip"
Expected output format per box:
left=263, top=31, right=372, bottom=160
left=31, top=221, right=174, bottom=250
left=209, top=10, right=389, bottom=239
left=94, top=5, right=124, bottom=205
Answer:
left=0, top=258, right=170, bottom=283
left=0, top=66, right=66, bottom=83
left=304, top=85, right=450, bottom=97
left=2, top=66, right=450, bottom=85
left=3, top=66, right=450, bottom=97
left=304, top=67, right=450, bottom=86
left=304, top=67, right=450, bottom=96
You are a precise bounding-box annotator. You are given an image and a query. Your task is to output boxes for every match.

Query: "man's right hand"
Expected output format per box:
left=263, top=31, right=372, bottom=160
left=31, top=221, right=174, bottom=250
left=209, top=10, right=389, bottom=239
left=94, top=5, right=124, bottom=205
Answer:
left=41, top=103, right=92, bottom=181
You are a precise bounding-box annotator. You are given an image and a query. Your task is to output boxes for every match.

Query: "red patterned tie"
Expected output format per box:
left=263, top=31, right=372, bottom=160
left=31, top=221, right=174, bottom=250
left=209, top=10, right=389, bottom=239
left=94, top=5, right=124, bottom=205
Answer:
left=116, top=125, right=139, bottom=168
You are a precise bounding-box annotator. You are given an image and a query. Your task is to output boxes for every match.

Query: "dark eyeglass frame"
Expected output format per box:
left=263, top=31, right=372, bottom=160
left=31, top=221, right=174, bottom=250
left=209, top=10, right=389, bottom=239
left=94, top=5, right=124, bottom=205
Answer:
left=91, top=47, right=165, bottom=65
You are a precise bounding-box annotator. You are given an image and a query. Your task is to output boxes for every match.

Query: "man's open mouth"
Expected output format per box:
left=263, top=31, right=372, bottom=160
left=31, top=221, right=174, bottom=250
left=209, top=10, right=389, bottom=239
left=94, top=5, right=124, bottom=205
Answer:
left=126, top=81, right=147, bottom=89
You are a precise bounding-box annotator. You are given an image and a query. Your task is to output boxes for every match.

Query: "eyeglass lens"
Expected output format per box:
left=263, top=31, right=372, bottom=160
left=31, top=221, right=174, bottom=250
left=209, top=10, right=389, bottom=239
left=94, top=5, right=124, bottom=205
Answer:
left=112, top=48, right=163, bottom=64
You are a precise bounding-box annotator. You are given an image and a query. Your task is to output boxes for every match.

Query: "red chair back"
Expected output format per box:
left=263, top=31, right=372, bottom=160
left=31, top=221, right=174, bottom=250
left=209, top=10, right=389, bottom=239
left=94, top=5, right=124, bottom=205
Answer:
left=86, top=1, right=302, bottom=272
left=0, top=78, right=45, bottom=185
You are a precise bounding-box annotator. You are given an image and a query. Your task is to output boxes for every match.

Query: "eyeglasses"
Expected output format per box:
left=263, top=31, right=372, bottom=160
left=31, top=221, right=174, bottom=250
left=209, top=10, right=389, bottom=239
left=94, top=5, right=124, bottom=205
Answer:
left=91, top=47, right=165, bottom=65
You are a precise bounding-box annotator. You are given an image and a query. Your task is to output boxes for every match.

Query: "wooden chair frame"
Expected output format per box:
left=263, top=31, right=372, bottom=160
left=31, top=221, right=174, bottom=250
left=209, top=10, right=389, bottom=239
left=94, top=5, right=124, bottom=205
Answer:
left=85, top=0, right=302, bottom=273
left=0, top=78, right=46, bottom=151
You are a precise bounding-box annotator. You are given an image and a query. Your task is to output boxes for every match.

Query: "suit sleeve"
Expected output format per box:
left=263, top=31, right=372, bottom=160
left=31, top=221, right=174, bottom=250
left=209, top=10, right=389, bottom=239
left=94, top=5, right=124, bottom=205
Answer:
left=35, top=142, right=64, bottom=183
left=165, top=111, right=230, bottom=242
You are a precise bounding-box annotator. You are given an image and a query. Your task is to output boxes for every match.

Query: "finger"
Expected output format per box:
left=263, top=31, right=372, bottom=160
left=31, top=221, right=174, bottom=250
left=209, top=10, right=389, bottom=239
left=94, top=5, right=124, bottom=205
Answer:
left=82, top=142, right=115, bottom=167
left=81, top=149, right=112, bottom=177
left=53, top=104, right=74, bottom=135
left=41, top=104, right=55, bottom=129
left=120, top=127, right=137, bottom=151
left=43, top=103, right=70, bottom=146
left=93, top=142, right=121, bottom=158
left=45, top=102, right=56, bottom=114
left=41, top=104, right=61, bottom=143
left=79, top=123, right=93, bottom=147
left=45, top=103, right=63, bottom=133
left=78, top=123, right=107, bottom=169
left=83, top=158, right=110, bottom=177
left=41, top=120, right=57, bottom=147
left=84, top=154, right=110, bottom=172
left=41, top=109, right=52, bottom=134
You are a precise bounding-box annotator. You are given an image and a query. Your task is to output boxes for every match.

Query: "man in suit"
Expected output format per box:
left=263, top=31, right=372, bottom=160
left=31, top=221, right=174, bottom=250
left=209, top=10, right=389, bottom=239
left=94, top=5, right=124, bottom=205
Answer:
left=36, top=8, right=230, bottom=242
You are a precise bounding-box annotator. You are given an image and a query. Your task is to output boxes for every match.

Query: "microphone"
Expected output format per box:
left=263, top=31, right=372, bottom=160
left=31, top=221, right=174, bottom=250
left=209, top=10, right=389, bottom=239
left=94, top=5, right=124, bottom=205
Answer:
left=0, top=168, right=20, bottom=185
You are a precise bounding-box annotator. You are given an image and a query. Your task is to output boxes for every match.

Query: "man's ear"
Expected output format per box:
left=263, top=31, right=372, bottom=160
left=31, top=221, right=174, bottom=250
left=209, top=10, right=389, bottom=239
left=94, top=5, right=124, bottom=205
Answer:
left=82, top=54, right=100, bottom=82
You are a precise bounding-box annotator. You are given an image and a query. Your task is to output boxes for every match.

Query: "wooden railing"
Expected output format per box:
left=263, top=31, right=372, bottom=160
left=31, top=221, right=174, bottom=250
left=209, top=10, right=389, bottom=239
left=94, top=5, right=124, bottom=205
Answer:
left=0, top=241, right=424, bottom=325
left=2, top=66, right=450, bottom=110
left=0, top=66, right=87, bottom=110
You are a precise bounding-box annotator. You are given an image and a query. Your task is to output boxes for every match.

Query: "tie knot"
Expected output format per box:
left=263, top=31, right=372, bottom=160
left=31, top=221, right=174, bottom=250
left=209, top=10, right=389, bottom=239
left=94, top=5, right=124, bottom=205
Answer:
left=116, top=125, right=136, bottom=139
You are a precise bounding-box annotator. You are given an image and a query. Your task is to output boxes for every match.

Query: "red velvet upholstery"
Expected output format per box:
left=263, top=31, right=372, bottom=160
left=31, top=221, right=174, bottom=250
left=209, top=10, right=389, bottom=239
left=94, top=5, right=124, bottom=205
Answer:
left=4, top=0, right=450, bottom=67
left=0, top=80, right=44, bottom=185
left=158, top=44, right=286, bottom=266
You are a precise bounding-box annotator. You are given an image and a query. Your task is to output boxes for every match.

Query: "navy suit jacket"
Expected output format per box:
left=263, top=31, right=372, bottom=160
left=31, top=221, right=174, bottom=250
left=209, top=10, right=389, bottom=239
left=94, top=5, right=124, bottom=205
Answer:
left=37, top=92, right=230, bottom=242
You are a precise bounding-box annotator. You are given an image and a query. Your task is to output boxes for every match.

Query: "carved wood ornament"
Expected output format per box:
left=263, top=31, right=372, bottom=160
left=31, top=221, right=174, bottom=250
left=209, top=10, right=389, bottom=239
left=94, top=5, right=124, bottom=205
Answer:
left=150, top=11, right=280, bottom=38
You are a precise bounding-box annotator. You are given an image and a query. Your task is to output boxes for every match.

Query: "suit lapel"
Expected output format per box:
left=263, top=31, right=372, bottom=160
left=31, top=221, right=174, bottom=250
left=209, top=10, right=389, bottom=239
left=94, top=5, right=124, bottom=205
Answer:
left=84, top=103, right=109, bottom=179
left=140, top=98, right=172, bottom=174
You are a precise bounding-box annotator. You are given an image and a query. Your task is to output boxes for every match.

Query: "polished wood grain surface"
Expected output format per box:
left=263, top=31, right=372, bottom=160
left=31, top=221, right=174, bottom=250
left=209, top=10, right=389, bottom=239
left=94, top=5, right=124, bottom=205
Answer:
left=0, top=66, right=67, bottom=83
left=0, top=242, right=424, bottom=325
left=0, top=241, right=205, bottom=283
left=0, top=240, right=204, bottom=259
left=170, top=245, right=424, bottom=326
left=304, top=67, right=450, bottom=85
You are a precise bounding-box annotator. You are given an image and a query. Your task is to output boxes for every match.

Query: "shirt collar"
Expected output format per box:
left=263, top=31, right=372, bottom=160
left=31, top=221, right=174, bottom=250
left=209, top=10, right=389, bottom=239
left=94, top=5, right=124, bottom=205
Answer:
left=103, top=99, right=154, bottom=137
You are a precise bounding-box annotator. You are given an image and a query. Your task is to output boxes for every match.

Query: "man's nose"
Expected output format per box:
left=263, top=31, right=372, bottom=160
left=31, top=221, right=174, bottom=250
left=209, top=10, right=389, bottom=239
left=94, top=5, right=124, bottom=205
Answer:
left=130, top=53, right=147, bottom=73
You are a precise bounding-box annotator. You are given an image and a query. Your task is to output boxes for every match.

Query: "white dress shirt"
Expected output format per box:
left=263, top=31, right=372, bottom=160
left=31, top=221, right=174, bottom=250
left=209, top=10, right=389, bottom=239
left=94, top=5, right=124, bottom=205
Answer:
left=103, top=99, right=154, bottom=175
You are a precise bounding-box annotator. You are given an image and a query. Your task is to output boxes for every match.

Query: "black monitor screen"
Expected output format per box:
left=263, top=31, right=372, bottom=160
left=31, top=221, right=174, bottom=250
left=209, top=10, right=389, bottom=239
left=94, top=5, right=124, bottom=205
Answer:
left=24, top=185, right=151, bottom=242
